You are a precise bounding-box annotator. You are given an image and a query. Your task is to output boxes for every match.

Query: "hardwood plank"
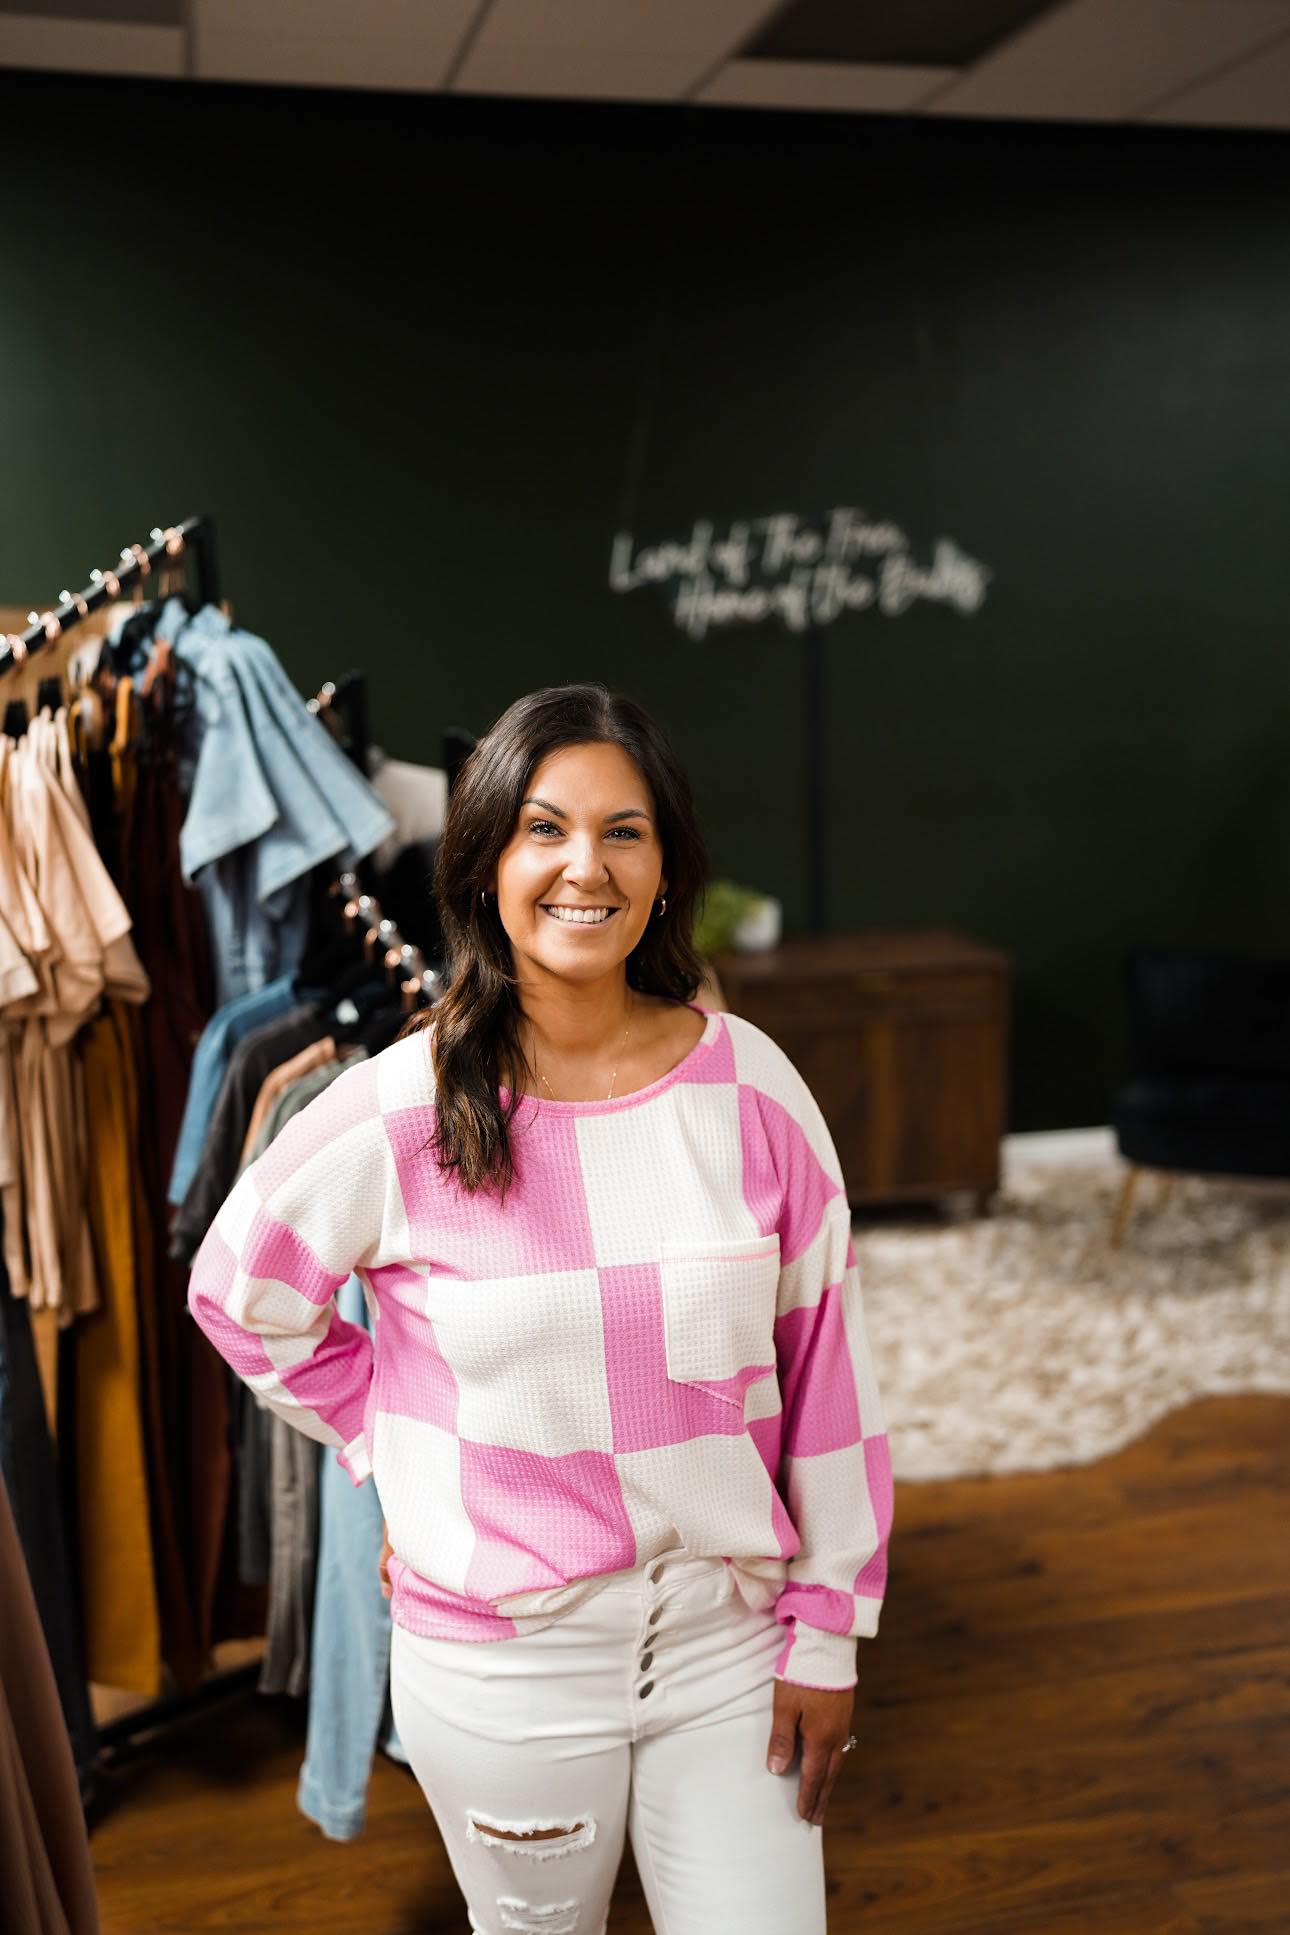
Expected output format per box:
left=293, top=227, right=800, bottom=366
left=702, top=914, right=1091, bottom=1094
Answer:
left=89, top=1394, right=1290, bottom=1934
left=1174, top=1867, right=1290, bottom=1929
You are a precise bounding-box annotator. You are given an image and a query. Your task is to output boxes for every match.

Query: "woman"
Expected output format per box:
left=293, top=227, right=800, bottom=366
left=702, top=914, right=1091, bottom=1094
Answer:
left=188, top=682, right=893, bottom=1934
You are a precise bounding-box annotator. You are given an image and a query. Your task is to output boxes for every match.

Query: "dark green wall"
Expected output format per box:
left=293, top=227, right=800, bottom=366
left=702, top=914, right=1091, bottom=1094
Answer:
left=3, top=70, right=1288, bottom=1132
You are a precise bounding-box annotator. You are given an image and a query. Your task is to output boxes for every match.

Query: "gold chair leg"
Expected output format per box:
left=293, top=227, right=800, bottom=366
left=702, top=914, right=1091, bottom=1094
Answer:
left=1111, top=1164, right=1142, bottom=1249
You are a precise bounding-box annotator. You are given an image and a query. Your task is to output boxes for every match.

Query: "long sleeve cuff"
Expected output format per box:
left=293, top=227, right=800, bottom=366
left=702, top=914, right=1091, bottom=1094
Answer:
left=774, top=1620, right=859, bottom=1691
left=338, top=1430, right=373, bottom=1487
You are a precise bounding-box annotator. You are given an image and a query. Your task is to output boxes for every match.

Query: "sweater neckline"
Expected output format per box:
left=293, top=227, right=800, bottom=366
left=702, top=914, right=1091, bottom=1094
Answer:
left=498, top=1003, right=720, bottom=1116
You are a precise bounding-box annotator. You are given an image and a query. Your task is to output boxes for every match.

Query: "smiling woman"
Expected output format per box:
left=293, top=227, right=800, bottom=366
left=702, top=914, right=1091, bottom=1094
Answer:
left=418, top=686, right=712, bottom=1170
left=186, top=681, right=893, bottom=1935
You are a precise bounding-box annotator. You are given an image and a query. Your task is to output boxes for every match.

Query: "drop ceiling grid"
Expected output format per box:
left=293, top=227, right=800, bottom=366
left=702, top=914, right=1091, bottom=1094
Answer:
left=0, top=0, right=1285, bottom=128
left=924, top=0, right=1290, bottom=120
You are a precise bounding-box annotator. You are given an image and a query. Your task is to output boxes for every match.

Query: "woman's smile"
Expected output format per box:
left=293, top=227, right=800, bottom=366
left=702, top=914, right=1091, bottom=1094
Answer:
left=540, top=903, right=620, bottom=926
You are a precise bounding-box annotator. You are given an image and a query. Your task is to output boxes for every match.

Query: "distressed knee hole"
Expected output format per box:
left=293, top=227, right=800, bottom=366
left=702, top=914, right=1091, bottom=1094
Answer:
left=497, top=1897, right=580, bottom=1934
left=476, top=1823, right=582, bottom=1844
left=465, top=1810, right=596, bottom=1860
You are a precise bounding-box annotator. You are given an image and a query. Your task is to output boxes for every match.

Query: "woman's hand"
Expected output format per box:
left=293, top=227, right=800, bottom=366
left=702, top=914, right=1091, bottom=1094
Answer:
left=766, top=1681, right=856, bottom=1826
left=379, top=1521, right=393, bottom=1599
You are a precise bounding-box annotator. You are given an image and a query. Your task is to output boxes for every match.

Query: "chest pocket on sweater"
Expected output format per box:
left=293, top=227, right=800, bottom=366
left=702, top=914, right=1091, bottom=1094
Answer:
left=658, top=1232, right=781, bottom=1386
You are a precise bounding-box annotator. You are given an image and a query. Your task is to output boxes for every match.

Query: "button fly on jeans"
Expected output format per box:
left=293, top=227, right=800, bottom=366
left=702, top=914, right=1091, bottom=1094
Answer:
left=647, top=1606, right=662, bottom=1625
left=648, top=1564, right=664, bottom=1583
left=638, top=1681, right=654, bottom=1698
left=639, top=1652, right=654, bottom=1672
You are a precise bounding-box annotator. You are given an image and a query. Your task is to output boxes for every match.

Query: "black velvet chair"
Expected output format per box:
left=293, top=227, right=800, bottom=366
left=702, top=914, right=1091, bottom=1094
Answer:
left=1109, top=944, right=1290, bottom=1245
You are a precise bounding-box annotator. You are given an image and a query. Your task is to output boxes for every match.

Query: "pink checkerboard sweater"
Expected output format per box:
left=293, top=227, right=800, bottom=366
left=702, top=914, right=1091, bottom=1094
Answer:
left=187, top=1003, right=893, bottom=1690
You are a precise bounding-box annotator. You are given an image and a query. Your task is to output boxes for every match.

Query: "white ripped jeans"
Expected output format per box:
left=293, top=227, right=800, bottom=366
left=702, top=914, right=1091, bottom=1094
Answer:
left=388, top=1548, right=829, bottom=1935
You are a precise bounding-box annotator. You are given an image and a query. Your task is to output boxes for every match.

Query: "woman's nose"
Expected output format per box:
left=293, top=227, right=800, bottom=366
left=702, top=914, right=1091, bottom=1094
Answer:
left=564, top=839, right=610, bottom=884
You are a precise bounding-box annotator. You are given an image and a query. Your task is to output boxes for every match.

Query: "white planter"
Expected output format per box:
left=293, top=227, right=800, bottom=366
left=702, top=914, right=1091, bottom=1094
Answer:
left=732, top=896, right=782, bottom=951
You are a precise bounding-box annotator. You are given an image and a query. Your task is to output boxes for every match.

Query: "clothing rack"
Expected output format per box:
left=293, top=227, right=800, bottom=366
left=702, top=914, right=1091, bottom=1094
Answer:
left=1, top=513, right=242, bottom=1782
left=1, top=519, right=445, bottom=1784
left=333, top=871, right=445, bottom=1009
left=97, top=883, right=444, bottom=1762
left=309, top=672, right=370, bottom=778
left=94, top=882, right=444, bottom=1763
left=0, top=515, right=221, bottom=674
left=93, top=1660, right=262, bottom=1775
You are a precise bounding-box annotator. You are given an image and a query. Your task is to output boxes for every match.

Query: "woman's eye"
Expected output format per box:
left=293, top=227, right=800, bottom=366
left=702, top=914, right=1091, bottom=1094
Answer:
left=528, top=822, right=641, bottom=841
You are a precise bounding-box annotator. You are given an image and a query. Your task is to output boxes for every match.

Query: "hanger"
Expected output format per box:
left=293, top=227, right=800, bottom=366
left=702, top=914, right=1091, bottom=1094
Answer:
left=1, top=582, right=129, bottom=739
left=302, top=872, right=442, bottom=1032
left=308, top=673, right=370, bottom=774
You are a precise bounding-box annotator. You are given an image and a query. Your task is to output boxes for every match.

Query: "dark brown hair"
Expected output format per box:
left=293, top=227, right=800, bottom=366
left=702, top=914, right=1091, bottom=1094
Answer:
left=404, top=683, right=709, bottom=1198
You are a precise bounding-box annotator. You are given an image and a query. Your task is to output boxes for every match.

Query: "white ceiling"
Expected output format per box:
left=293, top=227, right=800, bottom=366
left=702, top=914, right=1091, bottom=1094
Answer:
left=1, top=0, right=1288, bottom=130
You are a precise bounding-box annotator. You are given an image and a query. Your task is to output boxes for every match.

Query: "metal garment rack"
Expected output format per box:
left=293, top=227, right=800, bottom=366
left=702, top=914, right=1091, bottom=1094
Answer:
left=1, top=515, right=251, bottom=1772
left=5, top=519, right=441, bottom=1776
left=93, top=1659, right=262, bottom=1773
left=308, top=669, right=443, bottom=1005
left=0, top=514, right=220, bottom=672
left=332, top=870, right=445, bottom=1009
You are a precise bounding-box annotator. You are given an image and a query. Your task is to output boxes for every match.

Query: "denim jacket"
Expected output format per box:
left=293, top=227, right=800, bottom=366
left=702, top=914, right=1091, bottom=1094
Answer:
left=143, top=600, right=395, bottom=1005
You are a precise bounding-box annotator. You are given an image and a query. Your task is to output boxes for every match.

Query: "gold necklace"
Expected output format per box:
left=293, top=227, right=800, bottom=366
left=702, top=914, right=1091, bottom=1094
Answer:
left=534, top=995, right=635, bottom=1101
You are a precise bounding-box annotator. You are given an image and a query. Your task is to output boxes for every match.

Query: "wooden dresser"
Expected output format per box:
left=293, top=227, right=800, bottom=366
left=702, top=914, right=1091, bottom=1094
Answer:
left=711, top=930, right=1012, bottom=1213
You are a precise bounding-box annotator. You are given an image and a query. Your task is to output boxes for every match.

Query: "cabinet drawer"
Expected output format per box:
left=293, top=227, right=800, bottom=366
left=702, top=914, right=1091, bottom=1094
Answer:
left=729, top=969, right=1003, bottom=1027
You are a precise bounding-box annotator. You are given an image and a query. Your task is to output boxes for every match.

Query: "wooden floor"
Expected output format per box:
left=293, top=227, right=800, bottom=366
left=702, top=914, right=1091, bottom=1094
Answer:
left=89, top=1394, right=1290, bottom=1934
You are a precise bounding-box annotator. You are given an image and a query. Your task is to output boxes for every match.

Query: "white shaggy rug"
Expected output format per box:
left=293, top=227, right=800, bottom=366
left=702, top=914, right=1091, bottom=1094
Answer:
left=855, top=1150, right=1290, bottom=1482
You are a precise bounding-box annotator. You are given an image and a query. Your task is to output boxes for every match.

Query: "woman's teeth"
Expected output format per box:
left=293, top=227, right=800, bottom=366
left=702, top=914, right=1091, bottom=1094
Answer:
left=542, top=906, right=616, bottom=924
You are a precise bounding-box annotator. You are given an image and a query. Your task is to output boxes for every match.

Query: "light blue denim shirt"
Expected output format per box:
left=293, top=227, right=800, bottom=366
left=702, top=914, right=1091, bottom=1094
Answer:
left=167, top=974, right=300, bottom=1206
left=174, top=605, right=395, bottom=897
left=133, top=599, right=395, bottom=1007
left=297, top=1265, right=403, bottom=1842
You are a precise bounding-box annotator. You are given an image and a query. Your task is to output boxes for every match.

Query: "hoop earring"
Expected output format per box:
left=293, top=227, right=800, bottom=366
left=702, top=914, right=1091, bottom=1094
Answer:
left=480, top=891, right=488, bottom=907
left=655, top=895, right=667, bottom=917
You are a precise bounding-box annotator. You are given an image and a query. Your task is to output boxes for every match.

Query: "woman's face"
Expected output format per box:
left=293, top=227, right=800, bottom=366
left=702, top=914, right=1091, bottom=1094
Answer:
left=489, top=740, right=668, bottom=986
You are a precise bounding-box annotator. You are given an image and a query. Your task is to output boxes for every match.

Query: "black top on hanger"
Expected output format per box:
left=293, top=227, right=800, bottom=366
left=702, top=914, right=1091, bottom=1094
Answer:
left=331, top=672, right=369, bottom=777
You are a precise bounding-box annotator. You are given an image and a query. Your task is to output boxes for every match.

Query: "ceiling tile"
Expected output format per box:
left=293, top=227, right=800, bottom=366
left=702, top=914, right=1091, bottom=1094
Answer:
left=194, top=0, right=474, bottom=35
left=463, top=0, right=783, bottom=57
left=453, top=0, right=784, bottom=97
left=453, top=44, right=702, bottom=100
left=1, top=0, right=181, bottom=21
left=0, top=12, right=182, bottom=75
left=1146, top=31, right=1290, bottom=126
left=194, top=32, right=456, bottom=90
left=926, top=0, right=1290, bottom=121
left=191, top=0, right=481, bottom=90
left=701, top=58, right=955, bottom=111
